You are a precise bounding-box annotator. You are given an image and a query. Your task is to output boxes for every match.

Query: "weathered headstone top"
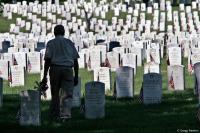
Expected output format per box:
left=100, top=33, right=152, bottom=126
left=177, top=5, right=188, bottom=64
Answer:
left=20, top=90, right=41, bottom=126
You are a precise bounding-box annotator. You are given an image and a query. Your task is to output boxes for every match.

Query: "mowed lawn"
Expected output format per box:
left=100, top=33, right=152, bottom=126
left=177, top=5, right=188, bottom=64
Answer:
left=0, top=3, right=200, bottom=132
left=0, top=58, right=199, bottom=133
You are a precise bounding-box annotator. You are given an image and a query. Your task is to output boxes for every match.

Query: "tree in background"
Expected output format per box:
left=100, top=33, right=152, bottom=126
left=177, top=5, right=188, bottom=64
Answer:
left=80, top=0, right=96, bottom=32
left=0, top=0, right=3, bottom=15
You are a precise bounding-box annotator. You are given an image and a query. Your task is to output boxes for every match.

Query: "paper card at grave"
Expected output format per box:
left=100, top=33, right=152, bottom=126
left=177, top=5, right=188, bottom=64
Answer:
left=94, top=67, right=111, bottom=91
left=72, top=77, right=81, bottom=107
left=167, top=65, right=185, bottom=90
left=121, top=53, right=137, bottom=75
left=144, top=62, right=160, bottom=74
left=26, top=52, right=41, bottom=73
left=10, top=65, right=25, bottom=87
left=20, top=90, right=41, bottom=126
left=13, top=52, right=26, bottom=68
left=146, top=48, right=160, bottom=64
left=85, top=81, right=105, bottom=119
left=116, top=66, right=134, bottom=98
left=168, top=47, right=182, bottom=65
left=143, top=73, right=162, bottom=104
left=0, top=60, right=9, bottom=80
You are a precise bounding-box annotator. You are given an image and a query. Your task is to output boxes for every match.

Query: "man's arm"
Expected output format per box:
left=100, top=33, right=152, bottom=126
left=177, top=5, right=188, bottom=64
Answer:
left=42, top=58, right=51, bottom=83
left=74, top=59, right=79, bottom=86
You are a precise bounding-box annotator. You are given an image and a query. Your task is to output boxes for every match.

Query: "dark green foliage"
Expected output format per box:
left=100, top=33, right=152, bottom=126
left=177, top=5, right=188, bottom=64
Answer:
left=0, top=0, right=3, bottom=14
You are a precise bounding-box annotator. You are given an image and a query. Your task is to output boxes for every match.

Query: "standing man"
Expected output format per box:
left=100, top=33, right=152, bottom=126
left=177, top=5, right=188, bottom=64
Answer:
left=42, top=25, right=79, bottom=121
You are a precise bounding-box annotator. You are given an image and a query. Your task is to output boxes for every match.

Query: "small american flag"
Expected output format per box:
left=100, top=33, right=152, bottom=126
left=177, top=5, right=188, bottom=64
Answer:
left=8, top=67, right=12, bottom=83
left=139, top=83, right=143, bottom=103
left=27, top=58, right=32, bottom=72
left=104, top=57, right=111, bottom=68
left=150, top=53, right=155, bottom=63
left=169, top=72, right=175, bottom=89
left=188, top=56, right=193, bottom=74
left=167, top=56, right=170, bottom=65
left=87, top=55, right=91, bottom=69
left=13, top=56, right=18, bottom=65
left=97, top=72, right=100, bottom=81
left=119, top=58, right=123, bottom=67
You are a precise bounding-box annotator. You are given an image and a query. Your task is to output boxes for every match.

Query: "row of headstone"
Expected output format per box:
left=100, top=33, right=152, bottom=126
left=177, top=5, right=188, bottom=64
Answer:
left=5, top=0, right=200, bottom=37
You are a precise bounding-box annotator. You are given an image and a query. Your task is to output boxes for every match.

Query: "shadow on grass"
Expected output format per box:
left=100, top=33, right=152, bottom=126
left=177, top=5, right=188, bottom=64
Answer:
left=0, top=89, right=199, bottom=133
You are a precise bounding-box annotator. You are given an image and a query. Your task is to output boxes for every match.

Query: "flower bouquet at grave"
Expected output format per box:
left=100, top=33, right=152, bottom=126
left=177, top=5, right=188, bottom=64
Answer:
left=34, top=81, right=49, bottom=99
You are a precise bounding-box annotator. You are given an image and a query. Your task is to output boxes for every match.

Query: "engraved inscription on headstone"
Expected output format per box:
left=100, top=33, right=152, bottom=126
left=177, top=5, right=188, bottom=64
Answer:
left=10, top=65, right=25, bottom=87
left=85, top=82, right=105, bottom=119
left=72, top=77, right=81, bottom=107
left=168, top=47, right=182, bottom=65
left=143, top=73, right=162, bottom=104
left=116, top=66, right=134, bottom=98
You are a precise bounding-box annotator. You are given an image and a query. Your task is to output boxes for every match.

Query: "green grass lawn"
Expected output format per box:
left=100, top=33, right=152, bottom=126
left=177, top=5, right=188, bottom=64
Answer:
left=0, top=1, right=199, bottom=132
left=0, top=58, right=199, bottom=133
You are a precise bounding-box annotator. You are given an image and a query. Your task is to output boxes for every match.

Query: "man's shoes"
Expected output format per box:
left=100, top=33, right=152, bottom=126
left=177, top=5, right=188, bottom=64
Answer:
left=60, top=115, right=71, bottom=123
left=50, top=116, right=60, bottom=123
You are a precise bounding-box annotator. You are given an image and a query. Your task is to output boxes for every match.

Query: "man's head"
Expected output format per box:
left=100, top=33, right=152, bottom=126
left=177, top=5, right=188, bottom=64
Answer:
left=54, top=25, right=65, bottom=36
